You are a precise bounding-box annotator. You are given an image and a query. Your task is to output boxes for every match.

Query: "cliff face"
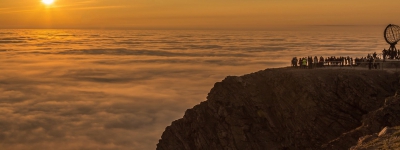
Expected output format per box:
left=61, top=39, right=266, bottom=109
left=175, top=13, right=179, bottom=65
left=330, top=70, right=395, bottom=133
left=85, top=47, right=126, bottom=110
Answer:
left=157, top=68, right=400, bottom=150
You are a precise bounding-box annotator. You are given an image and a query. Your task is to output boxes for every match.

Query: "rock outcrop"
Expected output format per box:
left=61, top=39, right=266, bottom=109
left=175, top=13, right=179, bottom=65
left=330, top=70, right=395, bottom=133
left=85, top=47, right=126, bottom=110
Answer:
left=157, top=68, right=400, bottom=150
left=350, top=126, right=400, bottom=150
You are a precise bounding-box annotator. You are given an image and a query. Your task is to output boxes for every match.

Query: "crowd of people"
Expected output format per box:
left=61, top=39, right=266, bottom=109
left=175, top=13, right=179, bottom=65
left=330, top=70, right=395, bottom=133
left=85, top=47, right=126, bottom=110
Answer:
left=291, top=52, right=382, bottom=70
left=382, top=49, right=400, bottom=59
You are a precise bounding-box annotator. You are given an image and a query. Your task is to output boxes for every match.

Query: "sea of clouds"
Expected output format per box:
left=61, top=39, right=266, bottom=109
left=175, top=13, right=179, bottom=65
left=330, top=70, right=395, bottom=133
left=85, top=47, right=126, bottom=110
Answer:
left=0, top=27, right=388, bottom=149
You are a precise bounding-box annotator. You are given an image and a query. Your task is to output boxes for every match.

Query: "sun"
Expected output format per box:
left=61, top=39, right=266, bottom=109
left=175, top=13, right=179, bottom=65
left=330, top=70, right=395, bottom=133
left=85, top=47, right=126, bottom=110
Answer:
left=41, top=0, right=55, bottom=5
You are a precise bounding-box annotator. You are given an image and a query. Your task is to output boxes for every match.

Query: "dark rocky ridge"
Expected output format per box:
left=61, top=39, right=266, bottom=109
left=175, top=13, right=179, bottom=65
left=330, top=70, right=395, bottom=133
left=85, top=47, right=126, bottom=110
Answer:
left=157, top=68, right=400, bottom=150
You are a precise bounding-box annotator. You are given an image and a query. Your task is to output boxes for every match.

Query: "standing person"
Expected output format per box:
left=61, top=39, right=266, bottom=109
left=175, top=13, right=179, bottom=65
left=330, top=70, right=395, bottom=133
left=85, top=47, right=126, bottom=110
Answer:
left=308, top=56, right=313, bottom=69
left=290, top=57, right=297, bottom=67
left=342, top=57, right=345, bottom=66
left=314, top=56, right=318, bottom=68
left=299, top=58, right=302, bottom=68
left=350, top=57, right=353, bottom=66
left=320, top=56, right=324, bottom=67
left=341, top=57, right=344, bottom=66
left=368, top=57, right=373, bottom=70
left=302, top=57, right=307, bottom=69
left=346, top=56, right=349, bottom=65
left=292, top=57, right=298, bottom=67
left=383, top=49, right=387, bottom=61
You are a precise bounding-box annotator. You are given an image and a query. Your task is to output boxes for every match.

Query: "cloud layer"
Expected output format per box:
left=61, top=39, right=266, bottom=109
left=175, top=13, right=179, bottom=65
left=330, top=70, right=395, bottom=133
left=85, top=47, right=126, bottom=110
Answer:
left=0, top=28, right=388, bottom=149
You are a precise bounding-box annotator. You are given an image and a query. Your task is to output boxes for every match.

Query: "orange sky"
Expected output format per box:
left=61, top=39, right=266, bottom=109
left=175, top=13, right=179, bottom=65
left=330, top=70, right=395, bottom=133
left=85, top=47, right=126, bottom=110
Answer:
left=0, top=0, right=399, bottom=29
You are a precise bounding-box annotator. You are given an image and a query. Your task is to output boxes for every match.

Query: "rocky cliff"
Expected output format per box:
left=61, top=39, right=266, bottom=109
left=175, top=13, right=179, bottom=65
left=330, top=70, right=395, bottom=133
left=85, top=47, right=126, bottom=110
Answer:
left=350, top=125, right=400, bottom=150
left=157, top=68, right=400, bottom=150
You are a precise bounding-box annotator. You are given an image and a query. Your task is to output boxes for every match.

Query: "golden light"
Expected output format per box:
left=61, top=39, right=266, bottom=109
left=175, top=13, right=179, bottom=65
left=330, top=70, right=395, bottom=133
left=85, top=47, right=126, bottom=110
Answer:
left=41, top=0, right=55, bottom=5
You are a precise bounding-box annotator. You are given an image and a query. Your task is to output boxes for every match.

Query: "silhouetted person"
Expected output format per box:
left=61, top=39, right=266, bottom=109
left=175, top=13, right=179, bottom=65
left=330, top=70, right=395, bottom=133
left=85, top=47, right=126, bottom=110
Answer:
left=383, top=49, right=387, bottom=61
left=313, top=56, right=318, bottom=68
left=299, top=58, right=303, bottom=68
left=368, top=57, right=373, bottom=70
left=319, top=56, right=324, bottom=67
left=341, top=56, right=344, bottom=66
left=291, top=57, right=298, bottom=67
left=350, top=57, right=353, bottom=66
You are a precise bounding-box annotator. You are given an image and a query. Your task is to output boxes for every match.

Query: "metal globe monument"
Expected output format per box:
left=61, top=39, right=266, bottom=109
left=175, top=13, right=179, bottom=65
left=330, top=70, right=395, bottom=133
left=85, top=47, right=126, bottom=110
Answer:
left=384, top=24, right=400, bottom=52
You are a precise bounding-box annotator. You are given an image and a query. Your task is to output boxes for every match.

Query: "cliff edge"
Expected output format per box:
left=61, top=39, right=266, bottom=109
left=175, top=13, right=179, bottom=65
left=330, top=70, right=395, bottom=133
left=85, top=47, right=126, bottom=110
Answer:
left=157, top=68, right=400, bottom=150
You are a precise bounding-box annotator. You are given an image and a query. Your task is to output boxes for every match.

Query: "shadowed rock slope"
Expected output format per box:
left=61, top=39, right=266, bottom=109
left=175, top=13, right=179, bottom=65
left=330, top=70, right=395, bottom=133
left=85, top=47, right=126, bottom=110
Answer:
left=157, top=68, right=400, bottom=150
left=338, top=90, right=400, bottom=150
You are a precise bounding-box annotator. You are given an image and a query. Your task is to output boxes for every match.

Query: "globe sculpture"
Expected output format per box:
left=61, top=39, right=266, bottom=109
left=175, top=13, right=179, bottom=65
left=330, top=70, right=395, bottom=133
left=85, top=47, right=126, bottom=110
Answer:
left=384, top=24, right=400, bottom=51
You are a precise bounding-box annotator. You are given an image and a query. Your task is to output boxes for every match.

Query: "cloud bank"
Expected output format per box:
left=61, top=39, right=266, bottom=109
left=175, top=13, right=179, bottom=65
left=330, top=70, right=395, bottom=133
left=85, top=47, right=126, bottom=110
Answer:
left=0, top=28, right=388, bottom=149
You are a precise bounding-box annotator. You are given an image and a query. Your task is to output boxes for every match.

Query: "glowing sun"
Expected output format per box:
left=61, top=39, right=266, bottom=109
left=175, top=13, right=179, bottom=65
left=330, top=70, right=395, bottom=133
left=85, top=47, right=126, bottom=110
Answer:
left=41, top=0, right=55, bottom=5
